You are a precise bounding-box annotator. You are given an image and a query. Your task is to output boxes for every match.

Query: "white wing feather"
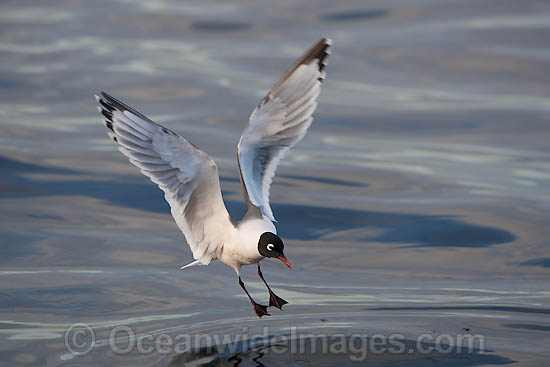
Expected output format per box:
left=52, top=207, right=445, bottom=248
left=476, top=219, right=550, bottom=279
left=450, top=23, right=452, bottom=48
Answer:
left=237, top=38, right=331, bottom=221
left=96, top=92, right=233, bottom=266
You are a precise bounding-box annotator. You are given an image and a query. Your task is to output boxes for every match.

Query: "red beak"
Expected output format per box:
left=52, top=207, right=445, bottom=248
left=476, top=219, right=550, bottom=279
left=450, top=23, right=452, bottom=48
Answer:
left=277, top=255, right=292, bottom=270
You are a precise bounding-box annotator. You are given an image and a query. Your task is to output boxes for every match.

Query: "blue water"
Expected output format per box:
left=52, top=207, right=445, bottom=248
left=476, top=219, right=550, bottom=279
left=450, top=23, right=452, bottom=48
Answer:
left=1, top=0, right=549, bottom=366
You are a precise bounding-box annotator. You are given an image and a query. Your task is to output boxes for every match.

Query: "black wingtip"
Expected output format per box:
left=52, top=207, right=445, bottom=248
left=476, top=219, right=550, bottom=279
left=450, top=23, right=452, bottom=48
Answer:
left=272, top=38, right=332, bottom=91
left=97, top=91, right=157, bottom=126
left=101, top=109, right=113, bottom=120
left=98, top=98, right=114, bottom=112
left=297, top=38, right=331, bottom=73
left=105, top=120, right=114, bottom=132
left=95, top=93, right=115, bottom=132
left=311, top=38, right=331, bottom=74
left=100, top=91, right=123, bottom=110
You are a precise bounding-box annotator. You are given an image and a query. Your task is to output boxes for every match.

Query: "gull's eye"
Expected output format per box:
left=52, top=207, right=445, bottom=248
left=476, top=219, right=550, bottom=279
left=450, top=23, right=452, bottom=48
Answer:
left=267, top=243, right=274, bottom=251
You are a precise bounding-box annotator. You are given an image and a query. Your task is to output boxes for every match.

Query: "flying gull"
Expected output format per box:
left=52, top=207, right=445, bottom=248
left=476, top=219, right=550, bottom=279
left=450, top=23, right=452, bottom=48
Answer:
left=95, top=38, right=331, bottom=317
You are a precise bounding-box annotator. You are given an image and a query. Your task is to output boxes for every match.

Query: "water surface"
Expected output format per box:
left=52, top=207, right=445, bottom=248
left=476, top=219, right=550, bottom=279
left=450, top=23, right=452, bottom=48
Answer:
left=1, top=0, right=549, bottom=366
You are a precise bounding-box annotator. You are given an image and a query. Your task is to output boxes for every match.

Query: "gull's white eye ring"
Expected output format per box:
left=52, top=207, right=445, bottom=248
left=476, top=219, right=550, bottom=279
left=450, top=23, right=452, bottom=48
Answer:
left=267, top=243, right=274, bottom=251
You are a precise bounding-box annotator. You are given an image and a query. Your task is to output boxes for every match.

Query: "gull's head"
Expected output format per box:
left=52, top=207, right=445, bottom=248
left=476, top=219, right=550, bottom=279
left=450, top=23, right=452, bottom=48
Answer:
left=258, top=232, right=291, bottom=270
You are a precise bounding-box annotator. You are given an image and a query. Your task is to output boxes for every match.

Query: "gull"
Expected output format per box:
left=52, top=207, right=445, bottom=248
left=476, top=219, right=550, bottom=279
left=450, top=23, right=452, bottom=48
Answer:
left=95, top=38, right=331, bottom=317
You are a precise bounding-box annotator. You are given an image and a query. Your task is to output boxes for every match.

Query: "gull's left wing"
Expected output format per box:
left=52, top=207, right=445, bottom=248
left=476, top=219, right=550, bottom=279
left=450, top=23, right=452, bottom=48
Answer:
left=95, top=92, right=234, bottom=267
left=237, top=38, right=331, bottom=221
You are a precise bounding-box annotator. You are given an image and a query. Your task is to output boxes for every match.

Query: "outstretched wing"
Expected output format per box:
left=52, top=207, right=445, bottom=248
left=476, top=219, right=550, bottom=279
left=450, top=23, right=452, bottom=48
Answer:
left=96, top=92, right=234, bottom=266
left=237, top=38, right=331, bottom=221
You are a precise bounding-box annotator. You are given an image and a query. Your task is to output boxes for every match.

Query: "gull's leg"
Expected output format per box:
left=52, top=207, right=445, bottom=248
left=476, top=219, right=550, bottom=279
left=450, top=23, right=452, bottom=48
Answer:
left=239, top=276, right=270, bottom=318
left=258, top=263, right=288, bottom=310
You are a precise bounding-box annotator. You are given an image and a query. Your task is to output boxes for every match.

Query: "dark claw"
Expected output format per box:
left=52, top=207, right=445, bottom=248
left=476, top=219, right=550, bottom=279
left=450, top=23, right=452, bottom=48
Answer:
left=253, top=303, right=270, bottom=318
left=268, top=293, right=288, bottom=310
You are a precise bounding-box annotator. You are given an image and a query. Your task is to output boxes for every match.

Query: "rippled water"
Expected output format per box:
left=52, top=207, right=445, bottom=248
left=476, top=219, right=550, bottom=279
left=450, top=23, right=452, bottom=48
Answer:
left=1, top=0, right=549, bottom=366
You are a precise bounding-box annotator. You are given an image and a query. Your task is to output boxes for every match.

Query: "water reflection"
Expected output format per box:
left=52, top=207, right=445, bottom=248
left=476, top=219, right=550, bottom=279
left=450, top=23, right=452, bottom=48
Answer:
left=167, top=335, right=515, bottom=367
left=519, top=258, right=550, bottom=268
left=320, top=9, right=389, bottom=22
left=502, top=323, right=550, bottom=332
left=366, top=306, right=550, bottom=315
left=190, top=21, right=252, bottom=32
left=1, top=155, right=515, bottom=248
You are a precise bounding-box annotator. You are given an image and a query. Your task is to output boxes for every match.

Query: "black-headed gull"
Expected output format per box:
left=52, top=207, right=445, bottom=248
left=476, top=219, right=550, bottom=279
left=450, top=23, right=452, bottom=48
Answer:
left=95, top=38, right=330, bottom=317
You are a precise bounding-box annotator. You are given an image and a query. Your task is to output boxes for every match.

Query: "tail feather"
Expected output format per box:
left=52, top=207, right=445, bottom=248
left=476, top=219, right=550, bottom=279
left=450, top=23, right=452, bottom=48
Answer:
left=180, top=259, right=203, bottom=269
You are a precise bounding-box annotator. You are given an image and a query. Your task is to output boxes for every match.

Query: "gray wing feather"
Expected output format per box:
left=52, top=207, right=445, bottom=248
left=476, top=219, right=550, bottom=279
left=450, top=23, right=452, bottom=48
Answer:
left=237, top=38, right=331, bottom=221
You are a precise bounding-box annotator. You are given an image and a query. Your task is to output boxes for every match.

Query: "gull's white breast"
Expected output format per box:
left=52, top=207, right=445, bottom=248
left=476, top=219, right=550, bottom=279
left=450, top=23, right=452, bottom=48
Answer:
left=219, top=218, right=276, bottom=272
